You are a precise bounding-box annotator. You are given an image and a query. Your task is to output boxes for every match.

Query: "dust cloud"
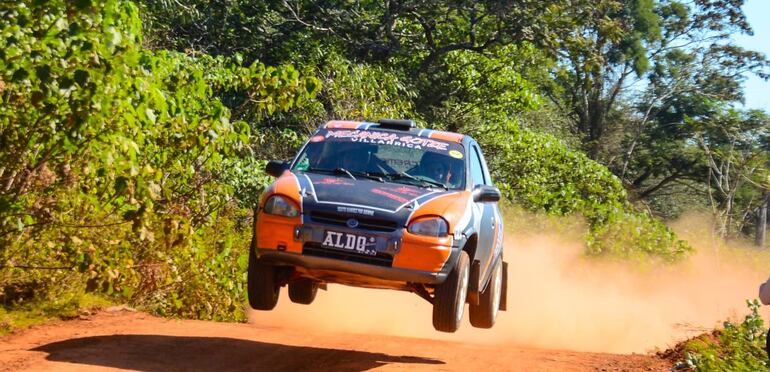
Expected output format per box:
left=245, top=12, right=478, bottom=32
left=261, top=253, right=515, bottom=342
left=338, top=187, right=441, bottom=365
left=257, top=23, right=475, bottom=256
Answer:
left=248, top=213, right=770, bottom=354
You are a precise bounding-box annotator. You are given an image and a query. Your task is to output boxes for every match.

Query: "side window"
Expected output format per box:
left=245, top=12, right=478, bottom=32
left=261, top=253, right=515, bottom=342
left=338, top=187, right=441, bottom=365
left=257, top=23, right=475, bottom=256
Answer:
left=470, top=146, right=486, bottom=186
left=476, top=147, right=493, bottom=186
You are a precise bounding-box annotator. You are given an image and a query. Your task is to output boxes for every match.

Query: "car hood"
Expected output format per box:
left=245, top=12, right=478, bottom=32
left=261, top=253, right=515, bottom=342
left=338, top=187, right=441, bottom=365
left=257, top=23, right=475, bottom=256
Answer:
left=289, top=172, right=456, bottom=224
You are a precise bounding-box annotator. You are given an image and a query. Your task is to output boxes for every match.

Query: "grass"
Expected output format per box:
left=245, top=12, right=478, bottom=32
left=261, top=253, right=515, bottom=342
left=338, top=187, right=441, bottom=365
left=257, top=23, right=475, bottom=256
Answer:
left=0, top=292, right=115, bottom=335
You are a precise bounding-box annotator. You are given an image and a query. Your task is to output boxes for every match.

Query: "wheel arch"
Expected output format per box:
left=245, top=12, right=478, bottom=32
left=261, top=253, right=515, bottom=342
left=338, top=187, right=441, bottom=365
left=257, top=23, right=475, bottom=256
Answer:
left=462, top=234, right=482, bottom=304
left=462, top=233, right=478, bottom=262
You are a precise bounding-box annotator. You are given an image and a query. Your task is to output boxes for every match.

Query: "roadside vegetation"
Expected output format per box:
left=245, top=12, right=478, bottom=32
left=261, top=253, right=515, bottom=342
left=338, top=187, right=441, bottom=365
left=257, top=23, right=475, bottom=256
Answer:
left=1, top=3, right=769, bottom=362
left=668, top=300, right=769, bottom=371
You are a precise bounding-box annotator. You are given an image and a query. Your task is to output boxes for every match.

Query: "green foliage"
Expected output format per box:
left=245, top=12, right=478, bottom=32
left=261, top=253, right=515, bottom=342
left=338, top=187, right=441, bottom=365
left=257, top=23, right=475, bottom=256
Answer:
left=309, top=52, right=416, bottom=122
left=138, top=0, right=560, bottom=127
left=134, top=210, right=251, bottom=321
left=246, top=50, right=417, bottom=162
left=437, top=45, right=542, bottom=124
left=682, top=300, right=769, bottom=371
left=474, top=120, right=690, bottom=261
left=0, top=0, right=316, bottom=321
left=586, top=211, right=689, bottom=261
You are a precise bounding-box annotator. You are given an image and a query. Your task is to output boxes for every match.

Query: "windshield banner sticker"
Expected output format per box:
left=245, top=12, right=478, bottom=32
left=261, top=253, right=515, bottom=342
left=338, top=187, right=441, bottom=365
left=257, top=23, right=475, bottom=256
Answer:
left=326, top=130, right=450, bottom=151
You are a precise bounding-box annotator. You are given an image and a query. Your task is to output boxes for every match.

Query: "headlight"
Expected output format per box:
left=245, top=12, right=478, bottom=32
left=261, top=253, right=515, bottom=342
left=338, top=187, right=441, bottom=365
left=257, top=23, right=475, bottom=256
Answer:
left=263, top=195, right=299, bottom=217
left=408, top=217, right=449, bottom=237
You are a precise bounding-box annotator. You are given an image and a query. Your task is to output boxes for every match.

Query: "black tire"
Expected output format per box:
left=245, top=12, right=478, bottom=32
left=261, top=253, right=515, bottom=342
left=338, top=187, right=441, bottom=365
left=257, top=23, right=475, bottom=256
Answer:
left=432, top=251, right=470, bottom=333
left=247, top=247, right=280, bottom=310
left=469, top=257, right=503, bottom=328
left=288, top=279, right=319, bottom=305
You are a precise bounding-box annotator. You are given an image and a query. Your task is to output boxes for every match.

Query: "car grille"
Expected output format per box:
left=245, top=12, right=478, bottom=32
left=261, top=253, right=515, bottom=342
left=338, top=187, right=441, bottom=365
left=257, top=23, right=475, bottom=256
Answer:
left=309, top=211, right=399, bottom=232
left=302, top=243, right=394, bottom=267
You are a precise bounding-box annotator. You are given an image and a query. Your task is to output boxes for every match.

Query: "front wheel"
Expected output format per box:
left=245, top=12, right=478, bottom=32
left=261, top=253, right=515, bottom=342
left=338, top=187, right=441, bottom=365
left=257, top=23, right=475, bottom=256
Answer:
left=469, top=257, right=503, bottom=328
left=432, top=251, right=470, bottom=333
left=247, top=247, right=280, bottom=310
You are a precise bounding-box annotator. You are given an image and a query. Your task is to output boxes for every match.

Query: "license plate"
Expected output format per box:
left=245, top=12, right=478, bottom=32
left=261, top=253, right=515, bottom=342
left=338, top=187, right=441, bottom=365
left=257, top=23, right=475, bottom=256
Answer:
left=321, top=230, right=378, bottom=256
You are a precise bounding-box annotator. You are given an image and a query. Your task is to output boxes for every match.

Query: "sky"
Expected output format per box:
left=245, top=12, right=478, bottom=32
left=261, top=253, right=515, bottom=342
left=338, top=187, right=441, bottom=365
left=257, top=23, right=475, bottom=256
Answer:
left=734, top=0, right=770, bottom=111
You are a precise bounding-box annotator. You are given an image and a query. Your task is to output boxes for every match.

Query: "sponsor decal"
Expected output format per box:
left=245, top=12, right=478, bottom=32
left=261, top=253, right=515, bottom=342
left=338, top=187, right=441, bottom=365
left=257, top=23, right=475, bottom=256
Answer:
left=449, top=150, right=464, bottom=159
left=337, top=206, right=375, bottom=216
left=315, top=177, right=355, bottom=186
left=372, top=188, right=409, bottom=203
left=385, top=185, right=424, bottom=197
left=309, top=135, right=325, bottom=143
left=326, top=130, right=449, bottom=151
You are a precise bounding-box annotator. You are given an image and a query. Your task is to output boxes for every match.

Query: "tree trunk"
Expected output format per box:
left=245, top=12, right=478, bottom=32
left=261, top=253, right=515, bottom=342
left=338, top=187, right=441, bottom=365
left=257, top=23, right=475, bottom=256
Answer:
left=756, top=192, right=768, bottom=248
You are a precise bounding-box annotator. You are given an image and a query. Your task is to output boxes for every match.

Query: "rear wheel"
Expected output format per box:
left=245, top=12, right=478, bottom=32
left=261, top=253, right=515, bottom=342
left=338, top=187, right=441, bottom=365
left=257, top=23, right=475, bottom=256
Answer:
left=247, top=247, right=280, bottom=310
left=288, top=279, right=319, bottom=305
left=432, top=251, right=470, bottom=333
left=469, top=257, right=503, bottom=328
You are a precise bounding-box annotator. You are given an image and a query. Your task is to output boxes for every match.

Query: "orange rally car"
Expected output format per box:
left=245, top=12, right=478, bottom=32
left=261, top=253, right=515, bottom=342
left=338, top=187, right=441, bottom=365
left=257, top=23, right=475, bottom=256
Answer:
left=249, top=119, right=507, bottom=332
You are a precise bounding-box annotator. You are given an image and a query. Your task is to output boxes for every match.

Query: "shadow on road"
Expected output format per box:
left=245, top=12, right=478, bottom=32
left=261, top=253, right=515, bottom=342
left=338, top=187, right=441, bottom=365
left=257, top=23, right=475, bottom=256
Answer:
left=32, top=334, right=444, bottom=371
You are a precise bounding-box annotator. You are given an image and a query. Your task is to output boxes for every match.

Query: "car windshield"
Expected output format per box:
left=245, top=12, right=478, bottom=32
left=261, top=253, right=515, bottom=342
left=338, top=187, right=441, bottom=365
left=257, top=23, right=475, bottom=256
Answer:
left=292, top=128, right=466, bottom=190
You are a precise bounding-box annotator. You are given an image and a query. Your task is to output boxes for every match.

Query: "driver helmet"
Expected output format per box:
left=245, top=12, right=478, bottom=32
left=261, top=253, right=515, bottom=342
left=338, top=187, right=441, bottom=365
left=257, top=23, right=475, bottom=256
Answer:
left=338, top=143, right=376, bottom=172
left=419, top=152, right=450, bottom=183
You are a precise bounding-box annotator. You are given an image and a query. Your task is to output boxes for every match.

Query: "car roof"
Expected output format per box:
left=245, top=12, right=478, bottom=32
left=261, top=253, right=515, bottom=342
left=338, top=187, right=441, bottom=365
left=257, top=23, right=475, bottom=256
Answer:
left=322, top=120, right=471, bottom=144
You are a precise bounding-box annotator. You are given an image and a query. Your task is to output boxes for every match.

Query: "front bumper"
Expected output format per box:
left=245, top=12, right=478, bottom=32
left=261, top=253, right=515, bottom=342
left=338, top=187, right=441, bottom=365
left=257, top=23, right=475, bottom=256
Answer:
left=257, top=249, right=454, bottom=284
left=255, top=212, right=461, bottom=285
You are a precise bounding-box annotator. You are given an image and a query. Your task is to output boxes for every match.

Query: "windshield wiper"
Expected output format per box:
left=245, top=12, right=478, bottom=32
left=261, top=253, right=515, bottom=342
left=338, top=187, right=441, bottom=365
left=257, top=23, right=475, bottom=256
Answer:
left=303, top=167, right=385, bottom=182
left=386, top=172, right=447, bottom=190
left=304, top=167, right=355, bottom=179
left=304, top=167, right=335, bottom=175
left=352, top=171, right=385, bottom=183
left=334, top=167, right=356, bottom=180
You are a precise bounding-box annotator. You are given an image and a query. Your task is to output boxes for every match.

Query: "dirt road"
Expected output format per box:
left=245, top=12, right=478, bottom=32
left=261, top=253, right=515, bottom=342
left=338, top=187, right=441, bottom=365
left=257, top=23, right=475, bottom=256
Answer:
left=0, top=308, right=670, bottom=372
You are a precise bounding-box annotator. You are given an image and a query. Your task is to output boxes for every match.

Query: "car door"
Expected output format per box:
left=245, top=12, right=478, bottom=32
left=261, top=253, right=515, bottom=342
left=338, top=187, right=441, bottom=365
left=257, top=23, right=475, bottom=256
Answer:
left=469, top=143, right=497, bottom=284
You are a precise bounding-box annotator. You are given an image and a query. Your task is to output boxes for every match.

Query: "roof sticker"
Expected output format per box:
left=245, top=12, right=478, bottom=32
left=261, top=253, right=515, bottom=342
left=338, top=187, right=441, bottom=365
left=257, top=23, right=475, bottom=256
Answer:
left=326, top=120, right=362, bottom=129
left=429, top=130, right=464, bottom=143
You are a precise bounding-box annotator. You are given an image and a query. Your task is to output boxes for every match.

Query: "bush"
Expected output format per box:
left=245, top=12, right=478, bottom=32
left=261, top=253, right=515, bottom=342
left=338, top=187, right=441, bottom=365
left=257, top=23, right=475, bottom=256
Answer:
left=681, top=300, right=768, bottom=371
left=0, top=0, right=316, bottom=321
left=587, top=211, right=690, bottom=262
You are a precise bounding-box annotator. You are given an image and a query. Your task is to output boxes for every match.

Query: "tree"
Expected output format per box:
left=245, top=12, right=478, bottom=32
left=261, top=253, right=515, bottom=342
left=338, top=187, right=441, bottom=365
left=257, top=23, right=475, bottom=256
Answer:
left=139, top=0, right=569, bottom=124
left=617, top=41, right=768, bottom=208
left=693, top=109, right=770, bottom=238
left=545, top=0, right=768, bottom=161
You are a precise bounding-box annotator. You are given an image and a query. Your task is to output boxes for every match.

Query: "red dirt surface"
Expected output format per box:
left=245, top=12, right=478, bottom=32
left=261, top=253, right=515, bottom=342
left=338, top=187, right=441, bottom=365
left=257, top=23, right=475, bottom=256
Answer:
left=0, top=308, right=670, bottom=371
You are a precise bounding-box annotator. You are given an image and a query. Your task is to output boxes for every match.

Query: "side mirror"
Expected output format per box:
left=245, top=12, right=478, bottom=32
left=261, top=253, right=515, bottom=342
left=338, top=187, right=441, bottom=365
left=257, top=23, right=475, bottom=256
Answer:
left=265, top=160, right=289, bottom=178
left=472, top=184, right=501, bottom=203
